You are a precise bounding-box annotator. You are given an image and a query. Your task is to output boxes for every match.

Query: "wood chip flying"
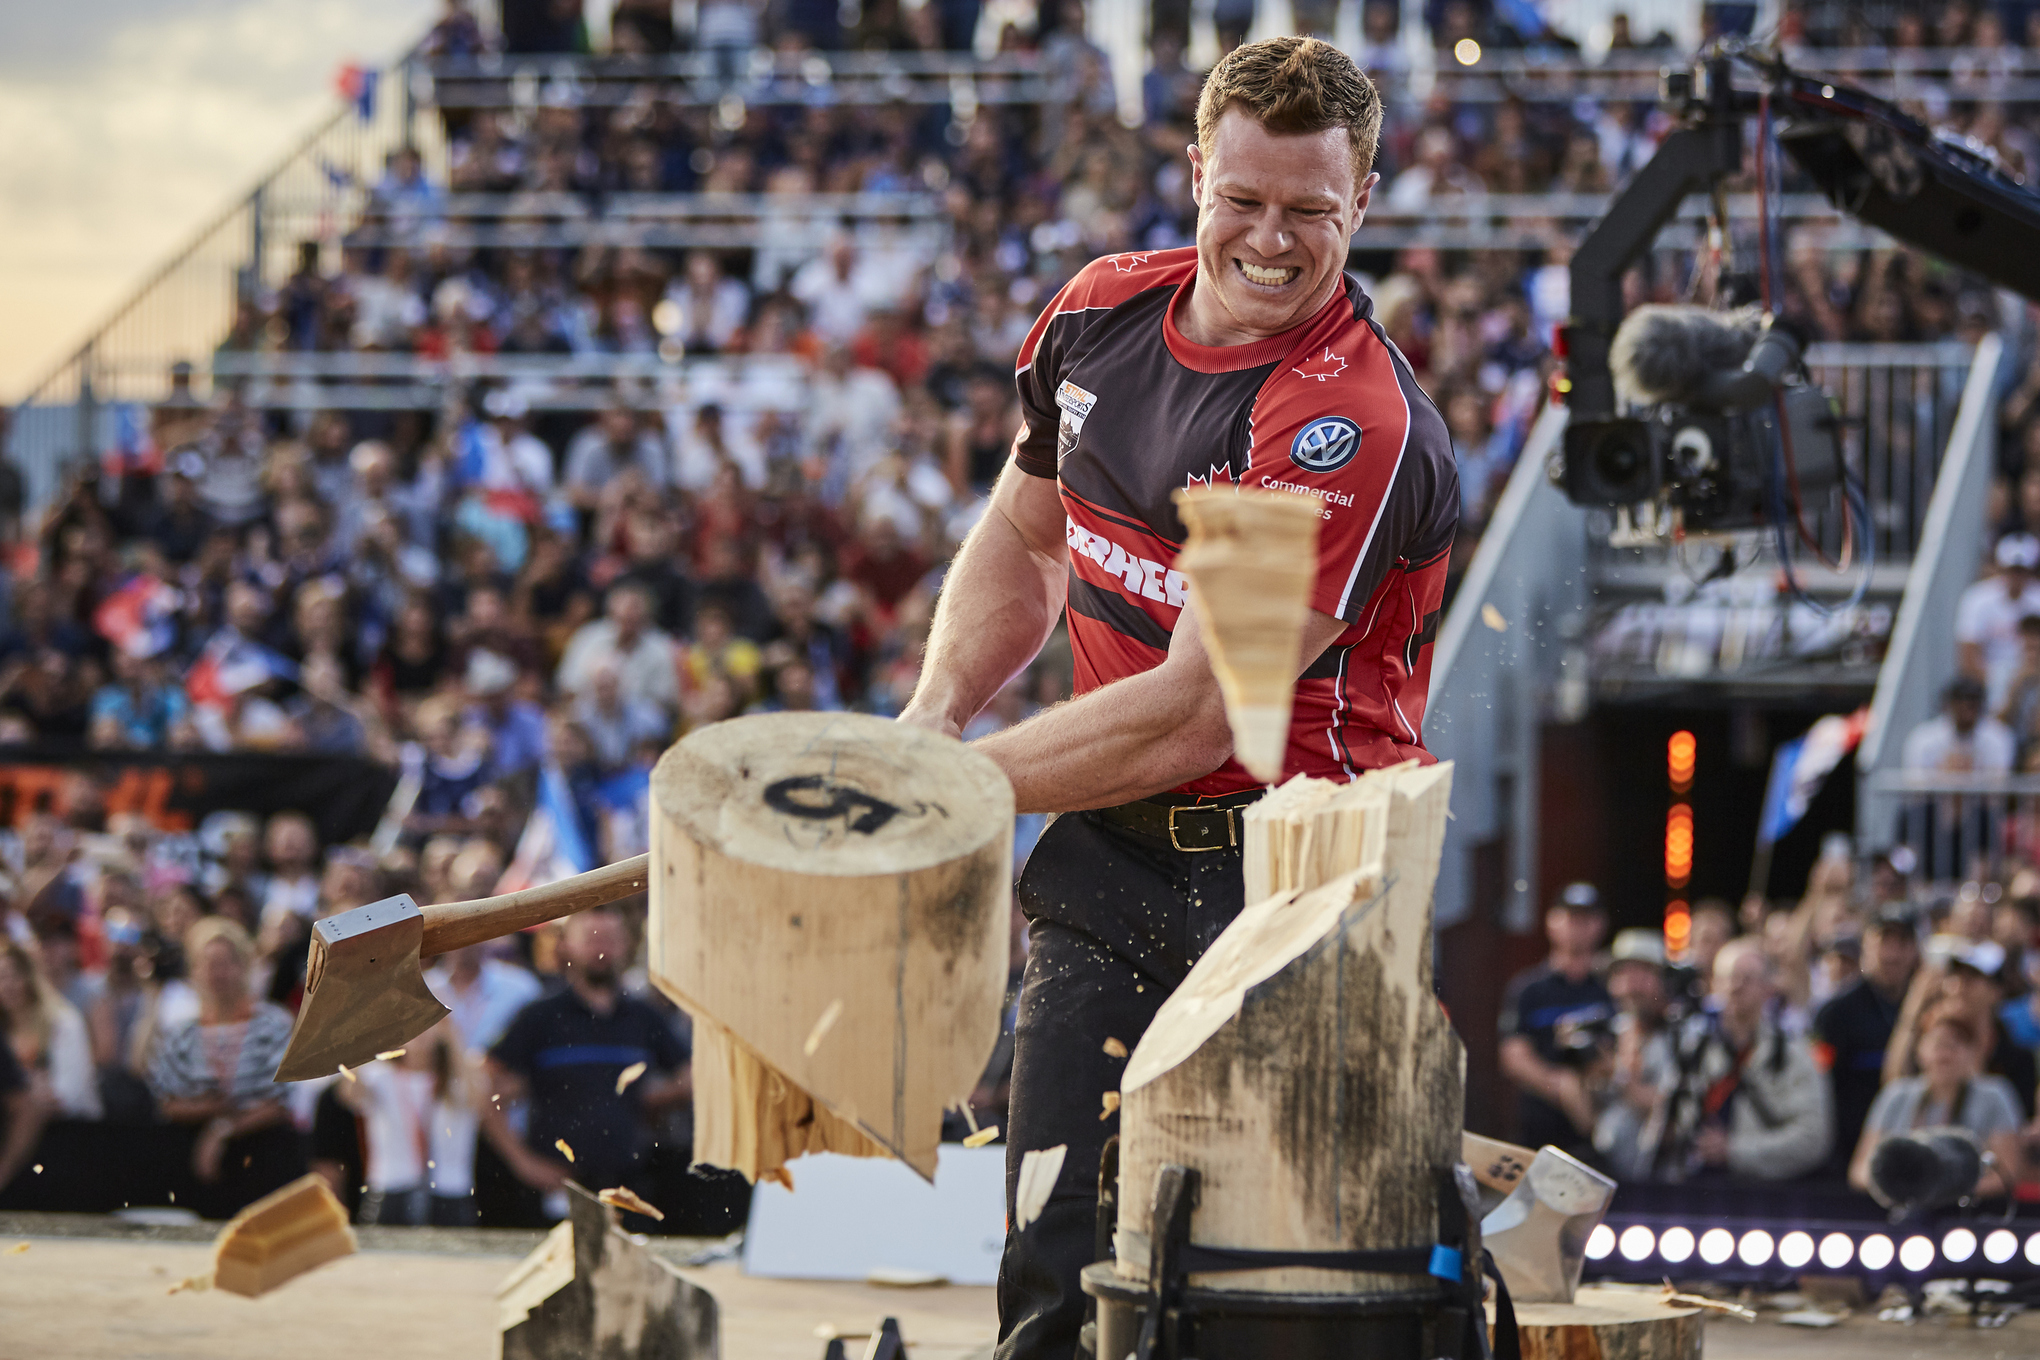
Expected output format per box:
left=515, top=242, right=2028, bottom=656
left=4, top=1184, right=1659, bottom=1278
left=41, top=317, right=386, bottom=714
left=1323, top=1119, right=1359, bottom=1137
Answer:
left=803, top=999, right=845, bottom=1057
left=5, top=1242, right=28, bottom=1255
left=1015, top=1145, right=1066, bottom=1230
left=1099, top=1091, right=1120, bottom=1121
left=168, top=1273, right=212, bottom=1294
left=554, top=1139, right=575, bottom=1163
left=337, top=1063, right=357, bottom=1083
left=597, top=1186, right=665, bottom=1221
left=1102, top=1037, right=1128, bottom=1059
left=962, top=1125, right=1000, bottom=1148
left=375, top=1049, right=407, bottom=1062
left=1661, top=1281, right=1757, bottom=1321
left=1481, top=603, right=1507, bottom=632
left=614, top=1061, right=647, bottom=1095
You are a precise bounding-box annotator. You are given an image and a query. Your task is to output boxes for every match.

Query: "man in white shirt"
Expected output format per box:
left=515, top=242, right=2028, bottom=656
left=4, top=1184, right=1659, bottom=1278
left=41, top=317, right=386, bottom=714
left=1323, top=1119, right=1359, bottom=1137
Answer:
left=1902, top=676, right=2017, bottom=878
left=1957, top=533, right=2040, bottom=705
left=556, top=583, right=680, bottom=716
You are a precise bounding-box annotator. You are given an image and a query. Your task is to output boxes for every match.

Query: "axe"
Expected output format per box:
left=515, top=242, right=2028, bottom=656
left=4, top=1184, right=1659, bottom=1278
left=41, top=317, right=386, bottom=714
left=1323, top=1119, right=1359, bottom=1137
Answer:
left=273, top=855, right=650, bottom=1082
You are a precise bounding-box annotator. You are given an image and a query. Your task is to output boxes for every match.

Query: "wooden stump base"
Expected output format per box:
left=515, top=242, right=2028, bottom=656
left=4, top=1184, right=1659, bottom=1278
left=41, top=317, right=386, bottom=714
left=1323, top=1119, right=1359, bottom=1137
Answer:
left=1490, top=1287, right=1704, bottom=1360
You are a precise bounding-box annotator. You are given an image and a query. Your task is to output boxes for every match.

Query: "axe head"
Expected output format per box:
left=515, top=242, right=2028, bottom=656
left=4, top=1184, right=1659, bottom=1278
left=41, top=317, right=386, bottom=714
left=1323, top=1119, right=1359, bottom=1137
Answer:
left=274, top=895, right=450, bottom=1082
left=1479, top=1145, right=1616, bottom=1305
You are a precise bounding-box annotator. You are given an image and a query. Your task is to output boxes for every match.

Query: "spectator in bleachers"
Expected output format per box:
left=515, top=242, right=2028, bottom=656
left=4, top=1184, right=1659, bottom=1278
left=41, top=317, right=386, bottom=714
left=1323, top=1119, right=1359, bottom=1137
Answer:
left=1813, top=905, right=1921, bottom=1177
left=340, top=1017, right=482, bottom=1225
left=1958, top=532, right=2040, bottom=704
left=1850, top=1008, right=2023, bottom=1202
left=147, top=916, right=306, bottom=1217
left=1631, top=939, right=1831, bottom=1183
left=483, top=908, right=689, bottom=1218
left=557, top=582, right=680, bottom=717
left=1886, top=937, right=2039, bottom=1119
left=1498, top=883, right=1610, bottom=1155
left=0, top=937, right=100, bottom=1120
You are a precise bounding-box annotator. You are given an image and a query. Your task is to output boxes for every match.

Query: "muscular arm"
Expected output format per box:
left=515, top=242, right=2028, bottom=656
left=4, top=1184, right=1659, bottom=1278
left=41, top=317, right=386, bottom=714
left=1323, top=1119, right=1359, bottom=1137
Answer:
left=903, top=463, right=1348, bottom=813
left=902, top=464, right=1070, bottom=739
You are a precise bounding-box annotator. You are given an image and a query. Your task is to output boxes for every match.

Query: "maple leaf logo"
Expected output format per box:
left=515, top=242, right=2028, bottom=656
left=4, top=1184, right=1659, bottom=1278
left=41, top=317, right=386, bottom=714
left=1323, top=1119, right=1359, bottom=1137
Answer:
left=1184, top=463, right=1239, bottom=489
left=1293, top=347, right=1347, bottom=382
left=1110, top=252, right=1155, bottom=273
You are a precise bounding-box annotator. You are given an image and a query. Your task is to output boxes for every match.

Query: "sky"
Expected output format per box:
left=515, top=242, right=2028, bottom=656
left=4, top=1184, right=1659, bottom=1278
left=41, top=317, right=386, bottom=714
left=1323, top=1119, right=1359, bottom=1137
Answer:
left=0, top=0, right=434, bottom=400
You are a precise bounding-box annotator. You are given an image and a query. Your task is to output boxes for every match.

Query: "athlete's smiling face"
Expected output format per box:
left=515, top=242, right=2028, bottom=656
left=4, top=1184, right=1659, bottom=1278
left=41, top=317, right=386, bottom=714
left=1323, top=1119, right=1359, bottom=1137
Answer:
left=1184, top=106, right=1376, bottom=345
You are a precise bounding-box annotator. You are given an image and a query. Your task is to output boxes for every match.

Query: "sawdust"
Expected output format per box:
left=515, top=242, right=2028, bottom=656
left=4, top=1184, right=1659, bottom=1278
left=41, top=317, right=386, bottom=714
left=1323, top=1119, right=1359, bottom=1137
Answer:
left=1102, top=1037, right=1127, bottom=1058
left=615, top=1061, right=647, bottom=1095
left=554, top=1140, right=575, bottom=1163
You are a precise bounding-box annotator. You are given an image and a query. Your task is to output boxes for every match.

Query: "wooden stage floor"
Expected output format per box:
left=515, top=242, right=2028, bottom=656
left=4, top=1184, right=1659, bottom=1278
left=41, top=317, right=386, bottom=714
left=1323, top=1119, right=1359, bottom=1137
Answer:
left=4, top=1215, right=2039, bottom=1359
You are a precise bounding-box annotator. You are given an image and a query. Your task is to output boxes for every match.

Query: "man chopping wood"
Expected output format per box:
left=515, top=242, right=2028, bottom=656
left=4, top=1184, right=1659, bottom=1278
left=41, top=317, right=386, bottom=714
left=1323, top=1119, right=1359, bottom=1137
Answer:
left=899, top=36, right=1458, bottom=1360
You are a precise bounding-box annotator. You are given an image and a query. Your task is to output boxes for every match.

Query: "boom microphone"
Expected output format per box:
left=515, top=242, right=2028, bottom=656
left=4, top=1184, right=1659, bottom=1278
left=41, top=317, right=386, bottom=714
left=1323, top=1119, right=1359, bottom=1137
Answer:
left=1868, top=1127, right=1985, bottom=1214
left=1609, top=305, right=1808, bottom=411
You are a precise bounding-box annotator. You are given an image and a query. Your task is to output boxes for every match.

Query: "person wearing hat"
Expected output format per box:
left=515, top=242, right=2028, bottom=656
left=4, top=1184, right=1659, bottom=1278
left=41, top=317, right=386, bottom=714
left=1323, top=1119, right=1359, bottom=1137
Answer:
left=1882, top=936, right=2038, bottom=1122
left=1498, top=883, right=1614, bottom=1156
left=1593, top=929, right=1673, bottom=1179
left=1957, top=531, right=2040, bottom=706
left=463, top=649, right=548, bottom=783
left=1812, top=906, right=1920, bottom=1177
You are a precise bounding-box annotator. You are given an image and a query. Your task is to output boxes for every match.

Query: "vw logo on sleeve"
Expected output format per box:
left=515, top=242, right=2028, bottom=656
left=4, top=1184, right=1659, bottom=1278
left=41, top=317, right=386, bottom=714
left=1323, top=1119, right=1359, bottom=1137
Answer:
left=1289, top=416, right=1362, bottom=473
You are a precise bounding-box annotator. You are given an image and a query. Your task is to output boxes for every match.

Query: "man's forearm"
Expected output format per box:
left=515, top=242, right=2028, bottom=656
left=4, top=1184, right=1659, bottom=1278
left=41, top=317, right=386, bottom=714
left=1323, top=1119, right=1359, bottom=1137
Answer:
left=972, top=667, right=1233, bottom=813
left=906, top=481, right=1067, bottom=734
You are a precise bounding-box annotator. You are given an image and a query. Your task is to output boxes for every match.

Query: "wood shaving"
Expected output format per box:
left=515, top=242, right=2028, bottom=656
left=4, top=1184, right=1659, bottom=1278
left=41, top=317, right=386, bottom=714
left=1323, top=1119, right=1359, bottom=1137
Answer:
left=337, top=1063, right=356, bottom=1083
left=554, top=1139, right=575, bottom=1163
left=802, top=999, right=845, bottom=1057
left=1102, top=1037, right=1128, bottom=1059
left=597, top=1186, right=665, bottom=1221
left=1481, top=603, right=1507, bottom=632
left=1661, top=1282, right=1756, bottom=1321
left=5, top=1242, right=27, bottom=1255
left=962, top=1125, right=1000, bottom=1148
left=168, top=1274, right=212, bottom=1295
left=614, top=1061, right=647, bottom=1095
left=958, top=1101, right=980, bottom=1134
left=1015, top=1145, right=1066, bottom=1229
left=375, top=1049, right=406, bottom=1062
left=1098, top=1091, right=1120, bottom=1121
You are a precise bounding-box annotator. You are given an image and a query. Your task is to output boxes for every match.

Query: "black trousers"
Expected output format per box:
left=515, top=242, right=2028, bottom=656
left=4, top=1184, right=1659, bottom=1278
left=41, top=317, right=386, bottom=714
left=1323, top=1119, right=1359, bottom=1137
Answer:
left=997, top=810, right=1247, bottom=1360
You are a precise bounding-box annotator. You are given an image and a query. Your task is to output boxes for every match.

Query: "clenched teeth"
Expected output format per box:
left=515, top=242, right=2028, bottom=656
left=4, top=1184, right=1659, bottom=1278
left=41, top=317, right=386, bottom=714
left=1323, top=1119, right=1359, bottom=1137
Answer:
left=1237, top=260, right=1299, bottom=285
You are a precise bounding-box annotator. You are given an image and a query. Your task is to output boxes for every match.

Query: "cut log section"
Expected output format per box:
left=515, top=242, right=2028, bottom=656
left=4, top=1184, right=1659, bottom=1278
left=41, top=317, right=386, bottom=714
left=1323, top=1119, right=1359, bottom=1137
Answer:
left=210, top=1173, right=356, bottom=1298
left=650, top=712, right=1014, bottom=1184
left=1171, top=487, right=1323, bottom=783
left=1117, top=761, right=1459, bottom=1295
left=1490, top=1287, right=1703, bottom=1360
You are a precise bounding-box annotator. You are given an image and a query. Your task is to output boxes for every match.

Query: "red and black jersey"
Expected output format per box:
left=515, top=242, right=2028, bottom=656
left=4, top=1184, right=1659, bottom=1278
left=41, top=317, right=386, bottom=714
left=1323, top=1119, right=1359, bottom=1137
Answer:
left=1013, top=247, right=1458, bottom=796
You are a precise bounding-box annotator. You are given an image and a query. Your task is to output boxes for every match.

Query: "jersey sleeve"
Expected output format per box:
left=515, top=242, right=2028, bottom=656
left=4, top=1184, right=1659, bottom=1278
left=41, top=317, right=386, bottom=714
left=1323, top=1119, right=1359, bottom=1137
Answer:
left=1246, top=332, right=1460, bottom=623
left=1012, top=280, right=1073, bottom=480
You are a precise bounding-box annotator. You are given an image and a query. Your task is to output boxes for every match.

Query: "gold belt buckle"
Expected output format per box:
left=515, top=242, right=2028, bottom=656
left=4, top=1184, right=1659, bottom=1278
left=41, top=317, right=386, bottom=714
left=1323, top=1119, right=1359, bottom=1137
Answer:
left=1168, top=805, right=1236, bottom=853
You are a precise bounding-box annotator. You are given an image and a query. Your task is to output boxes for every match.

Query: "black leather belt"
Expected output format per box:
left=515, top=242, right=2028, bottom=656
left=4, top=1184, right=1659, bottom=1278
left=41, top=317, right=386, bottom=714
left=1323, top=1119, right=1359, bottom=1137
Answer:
left=1094, top=791, right=1264, bottom=852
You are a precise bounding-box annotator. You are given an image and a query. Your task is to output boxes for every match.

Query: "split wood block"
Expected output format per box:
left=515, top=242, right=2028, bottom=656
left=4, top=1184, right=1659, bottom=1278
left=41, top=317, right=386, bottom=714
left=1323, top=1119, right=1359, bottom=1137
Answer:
left=650, top=711, right=1014, bottom=1185
left=1118, top=762, right=1460, bottom=1296
left=1490, top=1287, right=1703, bottom=1360
left=1171, top=486, right=1323, bottom=783
left=500, top=1182, right=719, bottom=1360
left=210, top=1173, right=356, bottom=1299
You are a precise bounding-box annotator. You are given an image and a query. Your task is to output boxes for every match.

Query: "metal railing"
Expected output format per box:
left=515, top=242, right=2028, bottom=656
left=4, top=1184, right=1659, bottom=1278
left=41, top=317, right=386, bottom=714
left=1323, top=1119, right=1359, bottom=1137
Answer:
left=419, top=49, right=1057, bottom=109
left=1857, top=333, right=2008, bottom=867
left=1862, top=768, right=2040, bottom=883
left=198, top=351, right=814, bottom=413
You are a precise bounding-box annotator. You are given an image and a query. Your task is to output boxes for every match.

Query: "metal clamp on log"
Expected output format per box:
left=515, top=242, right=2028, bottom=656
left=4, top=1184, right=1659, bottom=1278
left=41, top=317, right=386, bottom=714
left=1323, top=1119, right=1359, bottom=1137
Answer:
left=1080, top=1164, right=1521, bottom=1360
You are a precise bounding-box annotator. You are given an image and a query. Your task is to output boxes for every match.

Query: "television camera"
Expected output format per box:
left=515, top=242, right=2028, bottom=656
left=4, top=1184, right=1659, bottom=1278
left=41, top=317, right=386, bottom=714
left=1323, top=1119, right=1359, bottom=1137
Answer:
left=1556, top=48, right=2040, bottom=537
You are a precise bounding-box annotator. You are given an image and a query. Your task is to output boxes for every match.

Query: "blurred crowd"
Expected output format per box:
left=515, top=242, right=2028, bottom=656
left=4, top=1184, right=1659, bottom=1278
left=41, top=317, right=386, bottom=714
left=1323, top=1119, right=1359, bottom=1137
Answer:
left=12, top=0, right=2040, bottom=1223
left=1502, top=861, right=2040, bottom=1203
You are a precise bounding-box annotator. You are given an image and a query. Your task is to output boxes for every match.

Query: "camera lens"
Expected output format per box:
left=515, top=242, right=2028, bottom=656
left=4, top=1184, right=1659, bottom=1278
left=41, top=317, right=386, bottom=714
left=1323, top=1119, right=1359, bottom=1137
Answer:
left=1594, top=436, right=1641, bottom=485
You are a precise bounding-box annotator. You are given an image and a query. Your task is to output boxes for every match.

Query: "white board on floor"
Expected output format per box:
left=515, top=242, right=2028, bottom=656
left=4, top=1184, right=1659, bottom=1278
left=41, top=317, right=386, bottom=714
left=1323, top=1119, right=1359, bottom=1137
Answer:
left=741, top=1144, right=1007, bottom=1285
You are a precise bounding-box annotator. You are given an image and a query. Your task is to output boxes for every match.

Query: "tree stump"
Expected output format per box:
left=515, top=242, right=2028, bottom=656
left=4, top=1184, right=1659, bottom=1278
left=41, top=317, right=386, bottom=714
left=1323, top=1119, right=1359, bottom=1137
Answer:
left=1491, top=1287, right=1704, bottom=1360
left=1116, top=762, right=1460, bottom=1296
left=649, top=712, right=1014, bottom=1185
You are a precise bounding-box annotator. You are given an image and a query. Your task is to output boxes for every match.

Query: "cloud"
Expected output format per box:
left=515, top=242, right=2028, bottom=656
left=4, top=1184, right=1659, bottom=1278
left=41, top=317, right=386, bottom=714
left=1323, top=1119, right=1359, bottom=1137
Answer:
left=0, top=0, right=431, bottom=397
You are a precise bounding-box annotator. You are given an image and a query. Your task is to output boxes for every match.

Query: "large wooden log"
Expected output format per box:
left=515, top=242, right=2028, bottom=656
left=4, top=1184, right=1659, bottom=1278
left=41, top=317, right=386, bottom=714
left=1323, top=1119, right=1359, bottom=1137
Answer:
left=1116, top=762, right=1460, bottom=1295
left=1492, top=1288, right=1704, bottom=1360
left=649, top=712, right=1014, bottom=1185
left=1172, top=486, right=1323, bottom=782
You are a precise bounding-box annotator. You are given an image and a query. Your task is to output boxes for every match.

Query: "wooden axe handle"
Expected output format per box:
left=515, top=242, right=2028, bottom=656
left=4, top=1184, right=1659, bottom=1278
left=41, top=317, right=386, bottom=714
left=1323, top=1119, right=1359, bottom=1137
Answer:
left=1461, top=1131, right=1537, bottom=1194
left=421, top=854, right=651, bottom=956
